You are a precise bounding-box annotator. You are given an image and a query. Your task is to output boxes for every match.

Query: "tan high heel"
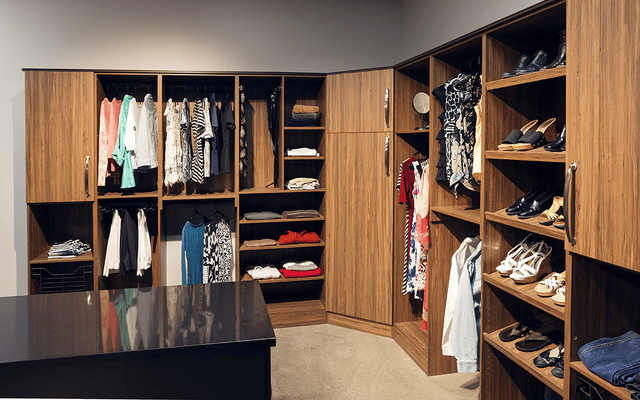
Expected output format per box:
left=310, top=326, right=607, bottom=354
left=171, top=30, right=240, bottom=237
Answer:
left=498, top=120, right=539, bottom=151
left=538, top=196, right=564, bottom=225
left=513, top=118, right=556, bottom=151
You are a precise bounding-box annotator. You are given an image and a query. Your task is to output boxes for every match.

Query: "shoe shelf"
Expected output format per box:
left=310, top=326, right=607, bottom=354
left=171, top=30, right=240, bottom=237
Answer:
left=485, top=209, right=566, bottom=241
left=484, top=271, right=565, bottom=320
left=485, top=147, right=565, bottom=163
left=484, top=329, right=564, bottom=396
left=432, top=205, right=481, bottom=225
left=570, top=361, right=629, bottom=400
left=239, top=240, right=325, bottom=252
left=485, top=66, right=567, bottom=91
left=241, top=273, right=325, bottom=285
left=30, top=250, right=94, bottom=265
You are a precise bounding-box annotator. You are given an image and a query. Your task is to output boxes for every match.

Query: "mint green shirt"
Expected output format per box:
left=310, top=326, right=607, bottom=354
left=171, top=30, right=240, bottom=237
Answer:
left=112, top=94, right=136, bottom=189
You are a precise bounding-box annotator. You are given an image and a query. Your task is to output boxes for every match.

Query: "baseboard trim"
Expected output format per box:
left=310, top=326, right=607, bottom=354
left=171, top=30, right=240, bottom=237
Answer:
left=326, top=312, right=392, bottom=338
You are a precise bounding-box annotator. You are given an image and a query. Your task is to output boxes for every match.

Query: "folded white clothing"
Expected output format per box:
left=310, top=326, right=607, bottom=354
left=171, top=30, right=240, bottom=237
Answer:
left=247, top=266, right=281, bottom=280
left=287, top=147, right=319, bottom=157
left=282, top=261, right=318, bottom=271
left=286, top=177, right=320, bottom=190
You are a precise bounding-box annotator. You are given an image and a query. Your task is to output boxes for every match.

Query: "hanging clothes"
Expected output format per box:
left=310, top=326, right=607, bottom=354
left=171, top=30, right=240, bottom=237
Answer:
left=124, top=97, right=142, bottom=169
left=202, top=215, right=232, bottom=283
left=209, top=93, right=220, bottom=176
left=181, top=98, right=192, bottom=183
left=239, top=85, right=248, bottom=177
left=191, top=99, right=206, bottom=184
left=107, top=98, right=122, bottom=176
left=112, top=94, right=136, bottom=189
left=119, top=208, right=138, bottom=276
left=219, top=94, right=235, bottom=174
left=134, top=93, right=158, bottom=171
left=103, top=210, right=122, bottom=276
left=97, top=98, right=111, bottom=186
left=137, top=209, right=152, bottom=276
left=268, top=86, right=282, bottom=185
left=181, top=220, right=206, bottom=285
left=202, top=98, right=214, bottom=178
left=472, top=98, right=483, bottom=183
left=164, top=99, right=183, bottom=187
left=442, top=237, right=481, bottom=357
left=397, top=156, right=417, bottom=295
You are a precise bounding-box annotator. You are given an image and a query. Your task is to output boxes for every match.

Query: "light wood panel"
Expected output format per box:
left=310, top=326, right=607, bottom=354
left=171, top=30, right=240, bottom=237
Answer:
left=266, top=300, right=326, bottom=328
left=326, top=69, right=393, bottom=133
left=393, top=321, right=429, bottom=373
left=327, top=312, right=393, bottom=338
left=567, top=0, right=640, bottom=270
left=25, top=70, right=95, bottom=203
left=325, top=132, right=393, bottom=325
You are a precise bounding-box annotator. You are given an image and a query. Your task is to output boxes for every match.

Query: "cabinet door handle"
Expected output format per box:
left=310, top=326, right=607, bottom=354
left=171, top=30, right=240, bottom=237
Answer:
left=385, top=87, right=390, bottom=128
left=563, top=162, right=577, bottom=245
left=384, top=136, right=390, bottom=177
left=85, top=156, right=90, bottom=198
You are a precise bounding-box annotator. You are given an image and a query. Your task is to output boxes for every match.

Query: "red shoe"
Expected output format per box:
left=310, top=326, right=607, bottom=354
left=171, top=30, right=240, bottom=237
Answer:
left=279, top=230, right=300, bottom=245
left=298, top=231, right=320, bottom=243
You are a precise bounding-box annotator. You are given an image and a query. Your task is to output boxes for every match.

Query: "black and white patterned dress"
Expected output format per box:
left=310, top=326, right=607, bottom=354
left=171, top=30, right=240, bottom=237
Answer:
left=203, top=216, right=232, bottom=283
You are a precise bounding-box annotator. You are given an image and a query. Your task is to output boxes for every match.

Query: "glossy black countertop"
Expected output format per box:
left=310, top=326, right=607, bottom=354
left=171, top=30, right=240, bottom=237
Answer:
left=0, top=281, right=275, bottom=364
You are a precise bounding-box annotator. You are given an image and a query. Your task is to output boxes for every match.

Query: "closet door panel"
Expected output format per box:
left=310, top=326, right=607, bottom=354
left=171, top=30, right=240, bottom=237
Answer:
left=25, top=70, right=95, bottom=203
left=325, top=131, right=393, bottom=324
left=567, top=0, right=640, bottom=270
left=326, top=69, right=393, bottom=133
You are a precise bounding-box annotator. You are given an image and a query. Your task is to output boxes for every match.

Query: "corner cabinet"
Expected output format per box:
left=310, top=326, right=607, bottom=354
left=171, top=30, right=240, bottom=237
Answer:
left=25, top=70, right=95, bottom=203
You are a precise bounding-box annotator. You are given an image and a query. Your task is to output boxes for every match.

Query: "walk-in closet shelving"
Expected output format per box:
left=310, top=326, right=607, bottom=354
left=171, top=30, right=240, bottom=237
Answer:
left=480, top=1, right=568, bottom=398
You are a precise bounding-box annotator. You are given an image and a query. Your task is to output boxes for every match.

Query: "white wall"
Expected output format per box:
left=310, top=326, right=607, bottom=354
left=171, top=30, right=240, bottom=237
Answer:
left=0, top=0, right=544, bottom=297
left=403, top=0, right=544, bottom=60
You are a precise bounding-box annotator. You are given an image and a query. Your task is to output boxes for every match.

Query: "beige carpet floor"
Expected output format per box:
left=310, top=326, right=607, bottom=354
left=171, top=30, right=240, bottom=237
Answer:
left=271, top=324, right=479, bottom=400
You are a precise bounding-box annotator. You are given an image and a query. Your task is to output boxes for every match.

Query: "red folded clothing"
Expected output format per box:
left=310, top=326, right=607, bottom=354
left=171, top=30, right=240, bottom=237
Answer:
left=278, top=267, right=322, bottom=278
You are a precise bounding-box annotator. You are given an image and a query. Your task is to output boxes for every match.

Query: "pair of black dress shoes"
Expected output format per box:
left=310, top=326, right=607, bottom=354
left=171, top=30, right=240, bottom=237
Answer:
left=506, top=184, right=556, bottom=219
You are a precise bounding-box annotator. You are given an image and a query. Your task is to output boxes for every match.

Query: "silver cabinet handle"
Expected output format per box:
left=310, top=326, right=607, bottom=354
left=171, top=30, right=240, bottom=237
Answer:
left=385, top=87, right=390, bottom=129
left=85, top=156, right=90, bottom=198
left=564, top=162, right=577, bottom=245
left=384, top=136, right=390, bottom=177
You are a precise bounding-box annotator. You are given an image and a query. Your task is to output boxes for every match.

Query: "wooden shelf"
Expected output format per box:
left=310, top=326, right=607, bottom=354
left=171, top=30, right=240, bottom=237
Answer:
left=484, top=330, right=563, bottom=396
left=396, top=129, right=430, bottom=135
left=241, top=273, right=325, bottom=285
left=265, top=299, right=326, bottom=328
left=284, top=156, right=325, bottom=161
left=30, top=250, right=94, bottom=265
left=484, top=271, right=565, bottom=320
left=485, top=209, right=566, bottom=241
left=485, top=148, right=566, bottom=163
left=98, top=191, right=159, bottom=199
left=432, top=206, right=481, bottom=225
left=239, top=216, right=324, bottom=224
left=485, top=66, right=567, bottom=91
left=240, top=187, right=326, bottom=195
left=570, top=361, right=630, bottom=400
left=284, top=126, right=325, bottom=131
left=239, top=240, right=325, bottom=251
left=162, top=191, right=236, bottom=201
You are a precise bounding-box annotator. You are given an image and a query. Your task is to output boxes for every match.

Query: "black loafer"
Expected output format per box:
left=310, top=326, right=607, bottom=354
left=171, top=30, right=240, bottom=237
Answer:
left=503, top=55, right=529, bottom=78
left=517, top=190, right=555, bottom=219
left=544, top=125, right=566, bottom=152
left=506, top=184, right=549, bottom=215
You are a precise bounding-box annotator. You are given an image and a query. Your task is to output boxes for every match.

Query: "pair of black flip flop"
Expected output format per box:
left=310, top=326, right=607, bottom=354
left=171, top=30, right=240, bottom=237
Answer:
left=498, top=317, right=562, bottom=352
left=498, top=118, right=556, bottom=151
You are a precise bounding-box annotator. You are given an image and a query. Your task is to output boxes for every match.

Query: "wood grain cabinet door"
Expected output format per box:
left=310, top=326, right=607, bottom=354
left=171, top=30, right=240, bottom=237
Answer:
left=25, top=70, right=95, bottom=203
left=326, top=69, right=393, bottom=133
left=325, top=131, right=394, bottom=324
left=566, top=0, right=640, bottom=270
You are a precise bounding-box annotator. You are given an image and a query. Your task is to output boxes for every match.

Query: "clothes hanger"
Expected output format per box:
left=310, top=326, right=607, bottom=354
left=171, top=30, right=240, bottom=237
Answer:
left=189, top=203, right=208, bottom=225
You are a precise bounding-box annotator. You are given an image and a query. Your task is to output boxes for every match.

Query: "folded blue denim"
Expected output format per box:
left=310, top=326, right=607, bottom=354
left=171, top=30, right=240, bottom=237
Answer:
left=578, top=330, right=640, bottom=386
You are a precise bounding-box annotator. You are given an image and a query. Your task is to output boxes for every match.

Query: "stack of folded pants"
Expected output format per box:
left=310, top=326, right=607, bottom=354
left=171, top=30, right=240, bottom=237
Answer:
left=288, top=104, right=320, bottom=126
left=579, top=330, right=640, bottom=386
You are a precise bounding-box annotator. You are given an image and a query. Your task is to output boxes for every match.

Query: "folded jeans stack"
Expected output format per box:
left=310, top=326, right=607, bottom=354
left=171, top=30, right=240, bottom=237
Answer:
left=48, top=239, right=91, bottom=258
left=579, top=330, right=640, bottom=386
left=286, top=177, right=320, bottom=190
left=282, top=209, right=320, bottom=219
left=288, top=104, right=320, bottom=126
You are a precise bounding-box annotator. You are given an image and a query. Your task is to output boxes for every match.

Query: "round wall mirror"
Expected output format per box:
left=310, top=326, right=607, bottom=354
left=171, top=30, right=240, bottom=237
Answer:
left=412, top=91, right=430, bottom=130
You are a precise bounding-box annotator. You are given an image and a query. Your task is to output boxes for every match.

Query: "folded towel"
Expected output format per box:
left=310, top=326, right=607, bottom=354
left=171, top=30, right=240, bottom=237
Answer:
left=287, top=147, right=319, bottom=157
left=247, top=265, right=281, bottom=280
left=244, top=239, right=277, bottom=247
left=279, top=267, right=322, bottom=278
left=292, top=105, right=319, bottom=114
left=282, top=209, right=320, bottom=219
left=286, top=177, right=320, bottom=190
left=282, top=261, right=318, bottom=271
left=244, top=211, right=281, bottom=220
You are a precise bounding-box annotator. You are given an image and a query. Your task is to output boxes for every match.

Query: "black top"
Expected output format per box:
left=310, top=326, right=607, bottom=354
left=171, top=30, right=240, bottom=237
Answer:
left=0, top=281, right=275, bottom=364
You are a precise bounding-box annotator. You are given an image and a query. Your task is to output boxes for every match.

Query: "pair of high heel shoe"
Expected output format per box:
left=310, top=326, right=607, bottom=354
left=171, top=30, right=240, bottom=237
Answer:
left=496, top=235, right=553, bottom=284
left=499, top=118, right=555, bottom=151
left=502, top=30, right=566, bottom=78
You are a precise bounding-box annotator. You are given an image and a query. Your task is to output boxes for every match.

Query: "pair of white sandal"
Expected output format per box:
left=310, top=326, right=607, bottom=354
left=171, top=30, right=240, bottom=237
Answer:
left=496, top=235, right=553, bottom=284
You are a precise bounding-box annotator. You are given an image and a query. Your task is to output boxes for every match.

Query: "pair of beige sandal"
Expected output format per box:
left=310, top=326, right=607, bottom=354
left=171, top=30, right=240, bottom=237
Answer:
left=538, top=197, right=566, bottom=229
left=535, top=271, right=566, bottom=306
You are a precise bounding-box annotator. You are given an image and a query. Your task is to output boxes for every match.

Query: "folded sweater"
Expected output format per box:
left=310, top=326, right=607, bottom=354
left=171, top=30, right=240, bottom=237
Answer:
left=287, top=147, right=319, bottom=157
left=292, top=105, right=320, bottom=114
left=282, top=260, right=318, bottom=271
left=279, top=267, right=322, bottom=278
left=244, top=211, right=281, bottom=220
left=244, top=239, right=277, bottom=247
left=286, top=177, right=320, bottom=190
left=247, top=265, right=281, bottom=280
left=282, top=209, right=320, bottom=219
